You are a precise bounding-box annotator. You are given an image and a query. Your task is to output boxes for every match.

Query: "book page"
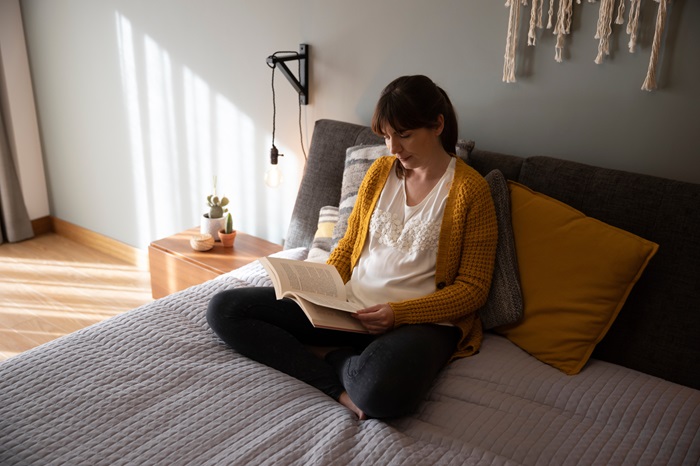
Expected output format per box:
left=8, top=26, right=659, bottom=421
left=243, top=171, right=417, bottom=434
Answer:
left=259, top=257, right=367, bottom=333
left=261, top=257, right=347, bottom=301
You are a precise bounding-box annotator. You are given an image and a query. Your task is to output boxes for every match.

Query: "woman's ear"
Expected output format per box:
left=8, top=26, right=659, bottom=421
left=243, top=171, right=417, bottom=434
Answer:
left=434, top=114, right=445, bottom=137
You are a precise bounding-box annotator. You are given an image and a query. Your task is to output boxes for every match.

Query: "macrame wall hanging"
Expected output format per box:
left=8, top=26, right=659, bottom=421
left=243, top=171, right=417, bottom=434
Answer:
left=503, top=0, right=672, bottom=91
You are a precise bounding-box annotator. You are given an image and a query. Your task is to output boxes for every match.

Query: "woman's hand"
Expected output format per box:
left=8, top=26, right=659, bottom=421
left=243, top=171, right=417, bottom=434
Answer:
left=354, top=304, right=395, bottom=334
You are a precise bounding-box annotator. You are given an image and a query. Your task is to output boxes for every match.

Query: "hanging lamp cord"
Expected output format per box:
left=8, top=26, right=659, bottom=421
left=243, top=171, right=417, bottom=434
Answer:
left=267, top=51, right=307, bottom=160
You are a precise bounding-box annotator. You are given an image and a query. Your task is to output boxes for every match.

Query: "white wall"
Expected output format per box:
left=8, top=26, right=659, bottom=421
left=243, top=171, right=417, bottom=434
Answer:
left=19, top=0, right=700, bottom=249
left=0, top=0, right=49, bottom=221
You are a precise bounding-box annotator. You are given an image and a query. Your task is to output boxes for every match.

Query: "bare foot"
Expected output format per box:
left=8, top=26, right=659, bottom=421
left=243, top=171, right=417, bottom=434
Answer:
left=339, top=391, right=367, bottom=420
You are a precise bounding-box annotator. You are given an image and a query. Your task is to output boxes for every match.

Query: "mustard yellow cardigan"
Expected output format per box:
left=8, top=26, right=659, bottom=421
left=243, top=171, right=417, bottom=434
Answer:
left=328, top=156, right=498, bottom=360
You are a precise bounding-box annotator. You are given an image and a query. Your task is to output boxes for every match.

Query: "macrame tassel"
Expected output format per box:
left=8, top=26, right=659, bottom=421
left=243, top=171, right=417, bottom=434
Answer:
left=553, top=0, right=574, bottom=62
left=615, top=0, right=626, bottom=24
left=594, top=0, right=615, bottom=64
left=500, top=0, right=672, bottom=90
left=528, top=0, right=544, bottom=45
left=642, top=0, right=669, bottom=91
left=503, top=0, right=521, bottom=83
left=627, top=0, right=642, bottom=53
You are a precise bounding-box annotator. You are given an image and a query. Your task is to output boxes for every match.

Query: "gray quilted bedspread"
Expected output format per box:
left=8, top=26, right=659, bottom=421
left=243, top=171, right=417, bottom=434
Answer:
left=1, top=249, right=699, bottom=465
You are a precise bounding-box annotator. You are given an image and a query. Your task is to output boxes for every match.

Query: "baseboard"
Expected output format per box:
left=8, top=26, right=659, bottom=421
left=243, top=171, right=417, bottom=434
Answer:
left=31, top=216, right=53, bottom=236
left=36, top=216, right=149, bottom=269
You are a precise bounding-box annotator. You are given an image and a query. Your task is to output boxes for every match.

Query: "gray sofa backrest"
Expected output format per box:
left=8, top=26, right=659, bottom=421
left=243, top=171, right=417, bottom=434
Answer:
left=288, top=119, right=700, bottom=390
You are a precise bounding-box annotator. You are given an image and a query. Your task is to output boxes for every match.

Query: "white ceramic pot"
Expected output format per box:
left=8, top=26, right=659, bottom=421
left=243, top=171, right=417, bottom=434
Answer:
left=200, top=214, right=225, bottom=241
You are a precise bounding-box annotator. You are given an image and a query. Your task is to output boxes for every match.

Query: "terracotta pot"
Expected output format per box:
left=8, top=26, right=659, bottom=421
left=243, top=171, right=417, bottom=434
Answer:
left=218, top=229, right=237, bottom=248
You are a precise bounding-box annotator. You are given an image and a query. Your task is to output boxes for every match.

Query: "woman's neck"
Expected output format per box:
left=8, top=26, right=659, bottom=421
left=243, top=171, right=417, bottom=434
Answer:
left=403, top=151, right=452, bottom=206
left=405, top=150, right=452, bottom=183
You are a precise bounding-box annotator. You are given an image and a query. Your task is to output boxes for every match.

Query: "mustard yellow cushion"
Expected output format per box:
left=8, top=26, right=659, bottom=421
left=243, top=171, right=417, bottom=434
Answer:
left=496, top=182, right=659, bottom=375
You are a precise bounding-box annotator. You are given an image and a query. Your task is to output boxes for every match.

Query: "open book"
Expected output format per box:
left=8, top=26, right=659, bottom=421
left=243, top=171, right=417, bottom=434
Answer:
left=259, top=256, right=368, bottom=333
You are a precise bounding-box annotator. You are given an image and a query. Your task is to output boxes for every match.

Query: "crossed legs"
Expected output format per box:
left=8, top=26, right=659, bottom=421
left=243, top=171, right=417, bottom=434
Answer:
left=207, top=287, right=459, bottom=419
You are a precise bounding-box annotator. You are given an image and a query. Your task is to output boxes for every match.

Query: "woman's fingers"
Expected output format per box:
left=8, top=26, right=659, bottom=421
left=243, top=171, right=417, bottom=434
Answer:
left=354, top=304, right=395, bottom=333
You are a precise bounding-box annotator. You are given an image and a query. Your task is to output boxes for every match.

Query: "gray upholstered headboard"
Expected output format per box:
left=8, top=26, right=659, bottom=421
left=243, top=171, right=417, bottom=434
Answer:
left=285, top=119, right=382, bottom=250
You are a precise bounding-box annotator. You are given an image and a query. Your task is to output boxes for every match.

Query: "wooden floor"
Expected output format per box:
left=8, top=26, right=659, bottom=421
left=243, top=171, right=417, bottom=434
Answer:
left=0, top=232, right=153, bottom=361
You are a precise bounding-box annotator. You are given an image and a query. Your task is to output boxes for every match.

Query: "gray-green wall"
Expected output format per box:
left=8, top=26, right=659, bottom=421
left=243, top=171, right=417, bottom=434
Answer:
left=20, top=0, right=700, bottom=248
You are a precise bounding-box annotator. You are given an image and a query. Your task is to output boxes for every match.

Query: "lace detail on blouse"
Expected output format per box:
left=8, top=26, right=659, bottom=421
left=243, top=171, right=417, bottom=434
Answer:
left=369, top=208, right=441, bottom=254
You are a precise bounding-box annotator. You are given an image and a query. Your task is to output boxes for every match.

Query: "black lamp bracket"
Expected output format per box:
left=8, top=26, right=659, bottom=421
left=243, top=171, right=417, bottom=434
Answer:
left=266, top=44, right=309, bottom=105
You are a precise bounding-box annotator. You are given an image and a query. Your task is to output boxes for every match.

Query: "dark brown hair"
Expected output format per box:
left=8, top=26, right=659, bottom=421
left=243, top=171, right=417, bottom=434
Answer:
left=371, top=75, right=458, bottom=154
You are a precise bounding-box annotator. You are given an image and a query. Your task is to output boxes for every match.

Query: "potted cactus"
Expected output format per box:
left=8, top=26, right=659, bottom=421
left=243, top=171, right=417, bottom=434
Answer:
left=218, top=212, right=236, bottom=247
left=200, top=176, right=229, bottom=241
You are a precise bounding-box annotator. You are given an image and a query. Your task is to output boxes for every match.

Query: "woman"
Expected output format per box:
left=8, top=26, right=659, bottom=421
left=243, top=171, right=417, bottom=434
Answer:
left=207, top=75, right=498, bottom=420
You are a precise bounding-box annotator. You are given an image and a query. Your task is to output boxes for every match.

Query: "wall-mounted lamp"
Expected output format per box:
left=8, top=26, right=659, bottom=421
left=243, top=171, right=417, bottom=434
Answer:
left=264, top=145, right=284, bottom=188
left=265, top=44, right=309, bottom=188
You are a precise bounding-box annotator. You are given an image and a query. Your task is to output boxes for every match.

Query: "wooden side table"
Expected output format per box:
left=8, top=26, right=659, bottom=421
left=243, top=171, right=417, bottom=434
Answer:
left=148, top=227, right=282, bottom=298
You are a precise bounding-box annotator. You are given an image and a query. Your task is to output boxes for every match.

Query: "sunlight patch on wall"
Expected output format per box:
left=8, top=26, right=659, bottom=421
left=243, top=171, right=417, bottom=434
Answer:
left=214, top=94, right=257, bottom=232
left=183, top=66, right=214, bottom=222
left=114, top=11, right=285, bottom=248
left=115, top=13, right=150, bottom=248
left=143, top=33, right=181, bottom=234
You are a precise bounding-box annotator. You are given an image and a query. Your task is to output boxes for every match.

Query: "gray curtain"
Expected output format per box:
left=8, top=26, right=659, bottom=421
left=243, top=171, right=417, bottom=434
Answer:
left=0, top=99, right=34, bottom=244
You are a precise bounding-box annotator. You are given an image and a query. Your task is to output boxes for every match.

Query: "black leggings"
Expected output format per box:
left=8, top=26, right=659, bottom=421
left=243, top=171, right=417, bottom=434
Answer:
left=206, top=287, right=459, bottom=419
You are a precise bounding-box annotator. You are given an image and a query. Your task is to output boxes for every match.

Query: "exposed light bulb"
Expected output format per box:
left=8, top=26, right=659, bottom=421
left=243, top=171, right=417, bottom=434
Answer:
left=265, top=164, right=283, bottom=188
left=265, top=145, right=283, bottom=188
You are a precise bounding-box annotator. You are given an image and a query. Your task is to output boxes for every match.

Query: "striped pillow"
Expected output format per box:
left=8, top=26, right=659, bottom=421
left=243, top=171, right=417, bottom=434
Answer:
left=331, top=144, right=387, bottom=248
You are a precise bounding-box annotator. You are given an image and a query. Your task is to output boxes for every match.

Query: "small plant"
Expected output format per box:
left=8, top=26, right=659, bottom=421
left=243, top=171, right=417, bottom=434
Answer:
left=206, top=176, right=229, bottom=219
left=224, top=212, right=233, bottom=234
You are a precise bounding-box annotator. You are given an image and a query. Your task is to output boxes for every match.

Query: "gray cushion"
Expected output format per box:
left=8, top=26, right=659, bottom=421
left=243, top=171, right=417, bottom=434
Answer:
left=478, top=170, right=523, bottom=329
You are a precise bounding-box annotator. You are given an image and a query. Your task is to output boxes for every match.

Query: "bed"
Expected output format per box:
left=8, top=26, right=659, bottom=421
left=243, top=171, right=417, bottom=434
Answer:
left=1, top=119, right=699, bottom=465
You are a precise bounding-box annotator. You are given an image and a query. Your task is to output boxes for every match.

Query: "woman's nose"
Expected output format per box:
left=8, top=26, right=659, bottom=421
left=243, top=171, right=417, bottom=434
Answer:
left=387, top=137, right=402, bottom=155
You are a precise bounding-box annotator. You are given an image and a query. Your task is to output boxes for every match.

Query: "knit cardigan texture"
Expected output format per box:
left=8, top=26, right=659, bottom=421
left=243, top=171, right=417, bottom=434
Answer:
left=328, top=156, right=498, bottom=359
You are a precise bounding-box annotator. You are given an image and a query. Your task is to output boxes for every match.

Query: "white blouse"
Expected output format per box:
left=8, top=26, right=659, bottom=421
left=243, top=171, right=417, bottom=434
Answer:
left=346, top=157, right=456, bottom=308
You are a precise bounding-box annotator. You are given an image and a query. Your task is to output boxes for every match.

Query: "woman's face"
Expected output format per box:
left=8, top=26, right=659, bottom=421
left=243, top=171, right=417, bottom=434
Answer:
left=382, top=117, right=444, bottom=171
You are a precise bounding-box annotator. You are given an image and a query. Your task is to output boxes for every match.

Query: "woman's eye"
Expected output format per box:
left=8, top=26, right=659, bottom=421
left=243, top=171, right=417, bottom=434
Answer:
left=384, top=131, right=410, bottom=140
